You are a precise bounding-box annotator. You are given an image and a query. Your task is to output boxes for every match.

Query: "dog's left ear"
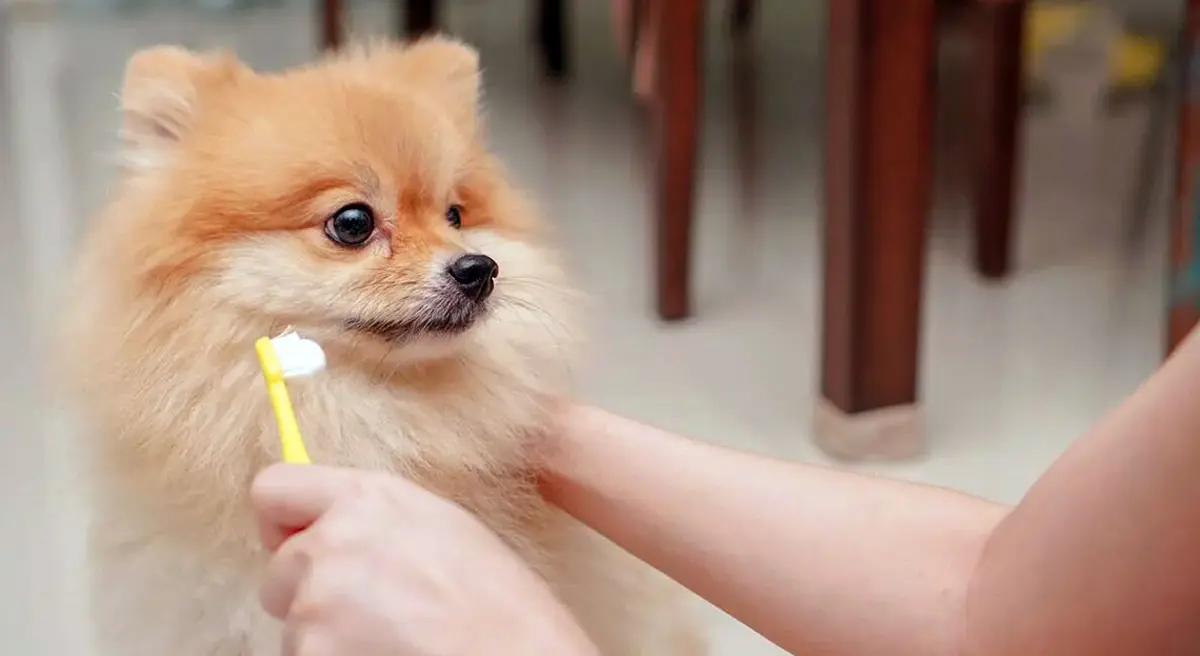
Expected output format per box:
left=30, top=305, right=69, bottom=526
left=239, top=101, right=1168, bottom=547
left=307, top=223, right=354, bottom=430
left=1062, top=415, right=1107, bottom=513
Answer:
left=119, top=46, right=242, bottom=171
left=370, top=37, right=482, bottom=138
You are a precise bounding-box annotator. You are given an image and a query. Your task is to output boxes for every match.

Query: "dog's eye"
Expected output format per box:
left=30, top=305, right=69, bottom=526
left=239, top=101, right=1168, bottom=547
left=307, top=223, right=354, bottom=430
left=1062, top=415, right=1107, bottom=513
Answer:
left=446, top=204, right=463, bottom=230
left=325, top=204, right=375, bottom=247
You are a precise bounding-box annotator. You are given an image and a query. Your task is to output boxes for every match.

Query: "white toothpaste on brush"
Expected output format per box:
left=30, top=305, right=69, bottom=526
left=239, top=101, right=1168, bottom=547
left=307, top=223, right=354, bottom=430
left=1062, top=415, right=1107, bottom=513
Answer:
left=270, top=330, right=327, bottom=378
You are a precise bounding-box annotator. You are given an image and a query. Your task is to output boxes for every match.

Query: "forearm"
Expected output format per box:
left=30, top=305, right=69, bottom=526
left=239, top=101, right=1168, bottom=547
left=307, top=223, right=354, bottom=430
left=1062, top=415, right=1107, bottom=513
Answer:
left=966, top=328, right=1200, bottom=653
left=542, top=404, right=1008, bottom=655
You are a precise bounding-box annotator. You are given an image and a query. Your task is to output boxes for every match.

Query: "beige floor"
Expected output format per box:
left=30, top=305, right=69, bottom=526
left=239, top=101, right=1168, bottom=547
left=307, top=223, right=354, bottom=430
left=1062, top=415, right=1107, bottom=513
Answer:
left=0, top=1, right=1174, bottom=653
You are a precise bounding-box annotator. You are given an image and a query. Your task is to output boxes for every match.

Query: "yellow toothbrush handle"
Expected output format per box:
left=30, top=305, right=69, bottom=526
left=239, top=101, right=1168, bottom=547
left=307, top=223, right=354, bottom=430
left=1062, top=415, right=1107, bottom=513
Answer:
left=266, top=379, right=311, bottom=465
left=255, top=337, right=312, bottom=465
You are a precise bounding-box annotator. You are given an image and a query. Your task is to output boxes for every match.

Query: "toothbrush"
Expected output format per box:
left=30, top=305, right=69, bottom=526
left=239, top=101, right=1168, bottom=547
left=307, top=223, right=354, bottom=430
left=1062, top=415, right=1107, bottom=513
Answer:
left=254, top=330, right=326, bottom=465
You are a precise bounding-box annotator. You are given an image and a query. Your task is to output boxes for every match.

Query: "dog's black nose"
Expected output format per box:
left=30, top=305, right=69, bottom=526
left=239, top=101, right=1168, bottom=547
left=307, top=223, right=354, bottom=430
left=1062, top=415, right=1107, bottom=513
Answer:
left=447, top=254, right=499, bottom=302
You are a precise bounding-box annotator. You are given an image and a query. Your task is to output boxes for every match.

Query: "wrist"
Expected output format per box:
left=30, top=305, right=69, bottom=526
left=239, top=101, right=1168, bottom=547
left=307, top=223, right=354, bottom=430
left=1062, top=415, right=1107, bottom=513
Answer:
left=537, top=401, right=602, bottom=507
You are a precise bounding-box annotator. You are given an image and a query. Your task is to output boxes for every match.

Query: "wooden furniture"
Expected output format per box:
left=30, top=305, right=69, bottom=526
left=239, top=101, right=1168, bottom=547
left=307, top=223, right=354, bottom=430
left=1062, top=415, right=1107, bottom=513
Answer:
left=318, top=0, right=437, bottom=48
left=1169, top=0, right=1200, bottom=354
left=653, top=0, right=1027, bottom=323
left=317, top=0, right=570, bottom=81
left=972, top=1, right=1027, bottom=280
left=813, top=0, right=941, bottom=459
left=653, top=0, right=704, bottom=320
left=648, top=0, right=1028, bottom=457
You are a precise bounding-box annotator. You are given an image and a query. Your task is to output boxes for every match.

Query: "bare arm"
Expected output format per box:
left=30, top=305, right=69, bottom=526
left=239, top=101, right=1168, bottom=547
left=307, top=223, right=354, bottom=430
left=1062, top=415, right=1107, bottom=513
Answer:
left=541, top=404, right=1007, bottom=654
left=966, top=327, right=1200, bottom=653
left=543, top=329, right=1200, bottom=655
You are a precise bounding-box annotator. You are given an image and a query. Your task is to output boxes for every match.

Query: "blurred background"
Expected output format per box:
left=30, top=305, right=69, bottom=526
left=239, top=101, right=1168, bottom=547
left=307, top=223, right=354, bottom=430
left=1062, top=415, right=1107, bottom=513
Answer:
left=0, top=0, right=1191, bottom=652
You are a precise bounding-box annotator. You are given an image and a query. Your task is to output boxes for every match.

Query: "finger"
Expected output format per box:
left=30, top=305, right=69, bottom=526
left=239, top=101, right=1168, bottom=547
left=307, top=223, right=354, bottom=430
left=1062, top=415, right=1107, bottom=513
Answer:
left=259, top=532, right=314, bottom=621
left=251, top=464, right=360, bottom=550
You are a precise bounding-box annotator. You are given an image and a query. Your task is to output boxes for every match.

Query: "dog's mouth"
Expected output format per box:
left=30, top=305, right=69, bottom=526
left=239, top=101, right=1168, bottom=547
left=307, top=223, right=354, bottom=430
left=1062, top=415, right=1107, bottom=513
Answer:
left=344, top=301, right=487, bottom=342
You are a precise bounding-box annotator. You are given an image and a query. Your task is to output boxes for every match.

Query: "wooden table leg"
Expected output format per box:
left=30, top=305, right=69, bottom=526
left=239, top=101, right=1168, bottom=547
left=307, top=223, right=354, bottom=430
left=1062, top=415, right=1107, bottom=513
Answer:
left=730, top=0, right=754, bottom=36
left=815, top=0, right=936, bottom=460
left=403, top=0, right=438, bottom=38
left=653, top=0, right=704, bottom=320
left=1168, top=0, right=1200, bottom=355
left=536, top=0, right=569, bottom=80
left=319, top=0, right=343, bottom=51
left=972, top=0, right=1026, bottom=279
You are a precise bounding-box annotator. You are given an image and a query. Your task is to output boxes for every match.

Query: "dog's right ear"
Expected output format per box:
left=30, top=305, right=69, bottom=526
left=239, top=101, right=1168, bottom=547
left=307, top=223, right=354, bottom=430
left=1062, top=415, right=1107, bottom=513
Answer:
left=119, top=46, right=241, bottom=171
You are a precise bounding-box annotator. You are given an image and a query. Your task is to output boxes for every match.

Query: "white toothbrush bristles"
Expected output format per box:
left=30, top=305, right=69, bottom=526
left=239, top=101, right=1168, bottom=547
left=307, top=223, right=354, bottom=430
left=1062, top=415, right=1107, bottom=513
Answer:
left=271, top=330, right=327, bottom=378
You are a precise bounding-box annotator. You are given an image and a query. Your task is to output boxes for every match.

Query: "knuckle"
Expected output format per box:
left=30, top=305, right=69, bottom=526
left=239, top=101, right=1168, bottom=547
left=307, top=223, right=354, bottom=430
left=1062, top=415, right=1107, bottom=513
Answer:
left=307, top=519, right=354, bottom=553
left=343, top=472, right=390, bottom=504
left=308, top=473, right=423, bottom=552
left=350, top=472, right=410, bottom=513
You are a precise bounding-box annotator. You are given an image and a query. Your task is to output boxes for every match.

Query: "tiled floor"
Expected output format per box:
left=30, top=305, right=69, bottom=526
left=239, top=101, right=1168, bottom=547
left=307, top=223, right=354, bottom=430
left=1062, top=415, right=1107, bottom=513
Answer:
left=0, top=1, right=1174, bottom=653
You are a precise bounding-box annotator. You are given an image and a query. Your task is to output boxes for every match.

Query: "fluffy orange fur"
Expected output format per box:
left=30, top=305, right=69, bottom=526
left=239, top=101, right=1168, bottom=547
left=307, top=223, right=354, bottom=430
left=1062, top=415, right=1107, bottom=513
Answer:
left=60, top=38, right=703, bottom=655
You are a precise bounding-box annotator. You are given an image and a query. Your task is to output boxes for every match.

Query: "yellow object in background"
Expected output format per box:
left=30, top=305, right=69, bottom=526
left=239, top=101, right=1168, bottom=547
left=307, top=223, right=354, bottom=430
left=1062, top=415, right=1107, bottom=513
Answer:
left=1113, top=35, right=1168, bottom=89
left=1024, top=2, right=1166, bottom=91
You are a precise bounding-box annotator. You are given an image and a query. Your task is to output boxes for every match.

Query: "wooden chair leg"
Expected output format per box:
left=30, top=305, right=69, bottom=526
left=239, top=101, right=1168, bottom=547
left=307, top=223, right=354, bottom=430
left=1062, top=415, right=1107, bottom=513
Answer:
left=1168, top=0, right=1200, bottom=355
left=536, top=0, right=570, bottom=79
left=816, top=0, right=936, bottom=460
left=731, top=29, right=759, bottom=226
left=1168, top=171, right=1200, bottom=355
left=403, top=0, right=438, bottom=38
left=628, top=0, right=645, bottom=58
left=972, top=0, right=1026, bottom=279
left=730, top=0, right=754, bottom=36
left=319, top=0, right=343, bottom=51
left=653, top=0, right=704, bottom=321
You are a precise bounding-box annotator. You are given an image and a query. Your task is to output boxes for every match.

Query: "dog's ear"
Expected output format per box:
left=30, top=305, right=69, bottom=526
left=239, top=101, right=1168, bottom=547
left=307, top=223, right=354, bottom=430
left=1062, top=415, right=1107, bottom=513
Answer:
left=119, top=46, right=241, bottom=171
left=363, top=37, right=482, bottom=138
left=398, top=36, right=481, bottom=109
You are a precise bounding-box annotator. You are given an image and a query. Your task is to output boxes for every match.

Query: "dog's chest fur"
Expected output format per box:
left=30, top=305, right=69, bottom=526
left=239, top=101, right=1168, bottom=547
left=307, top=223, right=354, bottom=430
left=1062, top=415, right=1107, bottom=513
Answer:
left=94, top=341, right=555, bottom=542
left=88, top=351, right=561, bottom=655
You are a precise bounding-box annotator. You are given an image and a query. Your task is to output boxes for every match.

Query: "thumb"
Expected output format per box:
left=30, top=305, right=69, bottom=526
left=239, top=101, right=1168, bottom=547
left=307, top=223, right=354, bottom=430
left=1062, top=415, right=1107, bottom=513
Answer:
left=251, top=464, right=359, bottom=551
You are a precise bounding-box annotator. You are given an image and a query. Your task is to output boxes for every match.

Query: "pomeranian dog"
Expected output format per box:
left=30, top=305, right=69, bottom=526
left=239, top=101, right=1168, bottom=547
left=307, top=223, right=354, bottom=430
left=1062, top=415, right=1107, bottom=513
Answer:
left=59, top=38, right=703, bottom=655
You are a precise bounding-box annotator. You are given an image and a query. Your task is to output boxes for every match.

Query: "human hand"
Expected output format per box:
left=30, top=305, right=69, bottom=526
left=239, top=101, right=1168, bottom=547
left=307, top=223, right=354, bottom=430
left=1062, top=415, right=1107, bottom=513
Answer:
left=251, top=464, right=598, bottom=656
